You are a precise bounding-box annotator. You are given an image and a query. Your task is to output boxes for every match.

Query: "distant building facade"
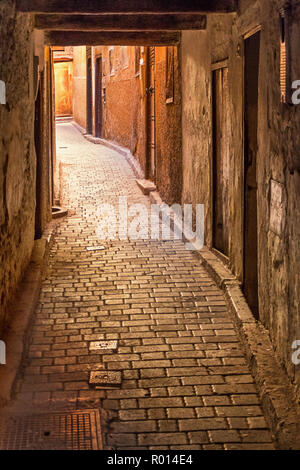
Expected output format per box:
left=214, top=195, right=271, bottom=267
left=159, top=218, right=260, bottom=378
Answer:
left=72, top=45, right=182, bottom=205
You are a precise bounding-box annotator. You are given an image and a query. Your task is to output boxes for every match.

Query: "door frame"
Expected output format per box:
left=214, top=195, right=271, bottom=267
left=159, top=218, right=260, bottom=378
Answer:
left=242, top=26, right=261, bottom=319
left=34, top=75, right=43, bottom=240
left=95, top=54, right=103, bottom=138
left=86, top=49, right=93, bottom=135
left=211, top=59, right=230, bottom=261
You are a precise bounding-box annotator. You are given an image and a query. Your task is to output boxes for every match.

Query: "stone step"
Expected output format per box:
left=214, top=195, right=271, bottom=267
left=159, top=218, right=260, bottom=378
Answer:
left=136, top=179, right=156, bottom=195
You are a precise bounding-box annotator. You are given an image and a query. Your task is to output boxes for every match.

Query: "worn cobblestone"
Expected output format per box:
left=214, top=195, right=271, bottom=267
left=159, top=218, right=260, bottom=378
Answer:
left=12, top=124, right=276, bottom=450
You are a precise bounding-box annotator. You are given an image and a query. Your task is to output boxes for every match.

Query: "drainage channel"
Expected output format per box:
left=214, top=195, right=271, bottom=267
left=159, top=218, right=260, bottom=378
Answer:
left=0, top=409, right=102, bottom=450
left=0, top=341, right=120, bottom=450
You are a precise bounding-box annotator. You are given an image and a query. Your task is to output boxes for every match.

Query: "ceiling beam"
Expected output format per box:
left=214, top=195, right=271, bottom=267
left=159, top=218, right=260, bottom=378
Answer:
left=44, top=31, right=181, bottom=46
left=17, top=0, right=237, bottom=14
left=35, top=14, right=207, bottom=31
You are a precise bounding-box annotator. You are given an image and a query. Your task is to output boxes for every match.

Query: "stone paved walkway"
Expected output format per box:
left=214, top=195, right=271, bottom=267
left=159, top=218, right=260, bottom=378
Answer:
left=13, top=123, right=275, bottom=449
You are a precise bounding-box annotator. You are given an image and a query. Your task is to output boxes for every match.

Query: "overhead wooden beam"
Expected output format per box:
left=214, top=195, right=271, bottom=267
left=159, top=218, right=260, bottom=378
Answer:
left=18, top=0, right=237, bottom=14
left=44, top=31, right=181, bottom=46
left=35, top=14, right=207, bottom=31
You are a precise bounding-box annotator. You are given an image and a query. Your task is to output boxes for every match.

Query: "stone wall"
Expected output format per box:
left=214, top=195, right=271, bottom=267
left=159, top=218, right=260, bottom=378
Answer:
left=94, top=46, right=143, bottom=158
left=73, top=46, right=87, bottom=130
left=181, top=0, right=300, bottom=394
left=0, top=1, right=52, bottom=331
left=154, top=47, right=182, bottom=205
left=0, top=1, right=35, bottom=330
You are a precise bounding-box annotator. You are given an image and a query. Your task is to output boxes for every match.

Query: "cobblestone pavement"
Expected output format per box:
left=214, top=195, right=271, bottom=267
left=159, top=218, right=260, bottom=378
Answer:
left=13, top=123, right=276, bottom=450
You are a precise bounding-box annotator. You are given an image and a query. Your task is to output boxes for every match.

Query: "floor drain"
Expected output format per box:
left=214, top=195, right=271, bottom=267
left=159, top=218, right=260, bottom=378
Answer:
left=89, top=371, right=121, bottom=388
left=0, top=409, right=102, bottom=450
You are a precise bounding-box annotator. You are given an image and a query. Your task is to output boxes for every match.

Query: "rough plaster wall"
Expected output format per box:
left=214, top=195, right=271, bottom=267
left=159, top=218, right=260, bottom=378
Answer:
left=181, top=29, right=213, bottom=245
left=73, top=46, right=87, bottom=130
left=0, top=1, right=35, bottom=330
left=100, top=47, right=141, bottom=156
left=103, top=77, right=140, bottom=154
left=155, top=47, right=182, bottom=205
left=181, top=0, right=300, bottom=392
left=251, top=0, right=300, bottom=393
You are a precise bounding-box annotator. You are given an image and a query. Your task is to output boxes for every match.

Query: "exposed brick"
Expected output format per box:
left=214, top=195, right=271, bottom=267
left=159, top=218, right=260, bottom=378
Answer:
left=167, top=408, right=196, bottom=419
left=209, top=430, right=241, bottom=443
left=188, top=432, right=210, bottom=444
left=119, top=410, right=146, bottom=421
left=215, top=406, right=263, bottom=417
left=138, top=433, right=187, bottom=446
left=139, top=397, right=183, bottom=408
left=9, top=126, right=275, bottom=451
left=179, top=418, right=228, bottom=431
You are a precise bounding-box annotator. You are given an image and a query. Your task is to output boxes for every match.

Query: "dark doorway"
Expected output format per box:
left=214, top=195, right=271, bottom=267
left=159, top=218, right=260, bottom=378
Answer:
left=146, top=46, right=156, bottom=181
left=243, top=31, right=261, bottom=319
left=95, top=56, right=103, bottom=138
left=212, top=66, right=230, bottom=257
left=34, top=79, right=42, bottom=240
left=86, top=56, right=93, bottom=135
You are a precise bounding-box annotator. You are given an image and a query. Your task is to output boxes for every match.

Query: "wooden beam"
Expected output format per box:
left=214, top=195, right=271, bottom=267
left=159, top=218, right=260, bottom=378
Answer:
left=18, top=0, right=237, bottom=14
left=44, top=31, right=181, bottom=46
left=35, top=14, right=207, bottom=31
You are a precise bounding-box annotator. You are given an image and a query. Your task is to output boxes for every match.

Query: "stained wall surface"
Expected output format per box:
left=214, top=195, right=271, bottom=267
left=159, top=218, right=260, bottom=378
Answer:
left=72, top=46, right=87, bottom=130
left=181, top=0, right=300, bottom=395
left=72, top=45, right=182, bottom=205
left=0, top=1, right=52, bottom=330
left=54, top=61, right=73, bottom=117
left=154, top=46, right=182, bottom=204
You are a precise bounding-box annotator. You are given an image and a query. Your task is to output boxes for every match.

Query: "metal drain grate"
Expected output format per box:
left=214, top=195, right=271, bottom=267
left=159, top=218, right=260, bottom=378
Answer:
left=0, top=409, right=102, bottom=450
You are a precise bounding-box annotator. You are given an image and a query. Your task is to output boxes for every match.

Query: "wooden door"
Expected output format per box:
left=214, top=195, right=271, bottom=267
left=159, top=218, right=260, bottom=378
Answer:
left=243, top=31, right=261, bottom=319
left=34, top=80, right=42, bottom=240
left=212, top=66, right=230, bottom=257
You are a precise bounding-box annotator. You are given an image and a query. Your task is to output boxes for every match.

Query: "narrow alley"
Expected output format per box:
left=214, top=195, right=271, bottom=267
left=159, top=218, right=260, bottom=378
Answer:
left=0, top=0, right=300, bottom=456
left=0, top=123, right=274, bottom=450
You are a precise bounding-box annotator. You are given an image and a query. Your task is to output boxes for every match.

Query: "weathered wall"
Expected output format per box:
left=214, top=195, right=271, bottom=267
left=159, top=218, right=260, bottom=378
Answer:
left=0, top=1, right=52, bottom=331
left=54, top=61, right=73, bottom=117
left=181, top=0, right=300, bottom=394
left=73, top=46, right=87, bottom=130
left=85, top=45, right=182, bottom=204
left=155, top=47, right=182, bottom=205
left=95, top=46, right=142, bottom=156
left=0, top=1, right=34, bottom=330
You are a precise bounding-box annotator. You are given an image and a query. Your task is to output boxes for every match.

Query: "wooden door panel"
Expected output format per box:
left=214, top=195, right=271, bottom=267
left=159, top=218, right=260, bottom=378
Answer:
left=213, top=67, right=230, bottom=257
left=243, top=32, right=260, bottom=319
